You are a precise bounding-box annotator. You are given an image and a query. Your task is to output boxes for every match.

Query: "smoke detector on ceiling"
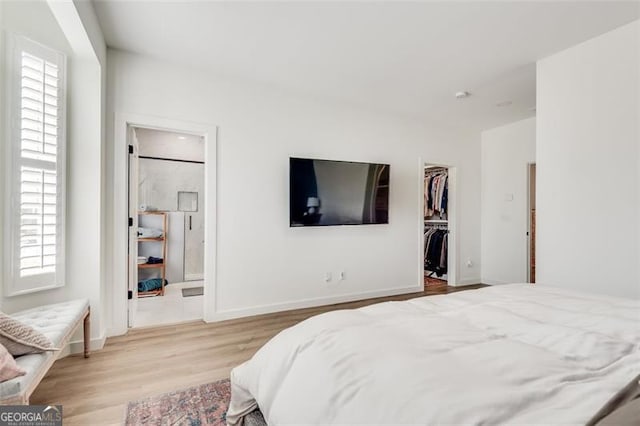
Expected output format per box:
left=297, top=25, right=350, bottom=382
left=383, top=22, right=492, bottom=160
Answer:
left=455, top=91, right=471, bottom=99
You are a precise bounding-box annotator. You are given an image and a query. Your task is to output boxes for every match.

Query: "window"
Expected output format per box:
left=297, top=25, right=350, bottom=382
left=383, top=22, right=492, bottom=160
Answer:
left=4, top=35, right=66, bottom=295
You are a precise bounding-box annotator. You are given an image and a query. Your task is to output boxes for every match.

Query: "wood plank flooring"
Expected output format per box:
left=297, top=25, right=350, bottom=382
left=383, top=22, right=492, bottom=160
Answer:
left=31, top=281, right=486, bottom=425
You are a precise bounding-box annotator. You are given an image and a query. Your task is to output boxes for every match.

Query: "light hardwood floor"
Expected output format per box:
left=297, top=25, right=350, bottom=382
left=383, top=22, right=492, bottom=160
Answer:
left=31, top=281, right=485, bottom=425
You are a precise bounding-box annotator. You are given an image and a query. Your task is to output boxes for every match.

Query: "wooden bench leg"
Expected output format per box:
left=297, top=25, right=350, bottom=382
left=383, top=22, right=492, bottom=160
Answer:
left=83, top=308, right=90, bottom=358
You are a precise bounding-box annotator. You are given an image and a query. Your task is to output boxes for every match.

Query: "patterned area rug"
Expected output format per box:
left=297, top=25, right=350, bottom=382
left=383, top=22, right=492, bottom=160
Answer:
left=126, top=379, right=233, bottom=425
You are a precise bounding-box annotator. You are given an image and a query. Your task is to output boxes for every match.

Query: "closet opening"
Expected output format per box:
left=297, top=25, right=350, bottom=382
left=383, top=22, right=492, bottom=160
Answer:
left=528, top=163, right=536, bottom=283
left=128, top=127, right=206, bottom=328
left=423, top=163, right=454, bottom=289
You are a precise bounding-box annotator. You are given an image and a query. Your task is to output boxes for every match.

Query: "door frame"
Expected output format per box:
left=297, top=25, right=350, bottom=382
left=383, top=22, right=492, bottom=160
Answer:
left=418, top=158, right=458, bottom=287
left=127, top=126, right=140, bottom=326
left=111, top=113, right=217, bottom=336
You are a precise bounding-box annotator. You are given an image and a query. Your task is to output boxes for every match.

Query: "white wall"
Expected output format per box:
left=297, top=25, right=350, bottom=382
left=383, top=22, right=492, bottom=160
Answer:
left=0, top=0, right=107, bottom=352
left=138, top=159, right=204, bottom=213
left=69, top=0, right=106, bottom=66
left=60, top=0, right=109, bottom=344
left=536, top=20, right=640, bottom=299
left=106, top=49, right=482, bottom=329
left=68, top=0, right=109, bottom=343
left=480, top=118, right=536, bottom=285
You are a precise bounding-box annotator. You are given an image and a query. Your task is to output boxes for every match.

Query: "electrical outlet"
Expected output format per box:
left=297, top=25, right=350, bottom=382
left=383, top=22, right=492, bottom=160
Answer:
left=466, top=259, right=473, bottom=268
left=325, top=272, right=332, bottom=282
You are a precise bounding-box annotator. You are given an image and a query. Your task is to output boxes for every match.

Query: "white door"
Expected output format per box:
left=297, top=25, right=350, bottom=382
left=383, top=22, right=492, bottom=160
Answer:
left=127, top=127, right=140, bottom=327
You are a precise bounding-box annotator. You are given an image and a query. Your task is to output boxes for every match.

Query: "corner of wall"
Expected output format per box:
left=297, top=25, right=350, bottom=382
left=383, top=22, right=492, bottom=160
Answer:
left=535, top=19, right=639, bottom=298
left=480, top=116, right=536, bottom=286
left=0, top=3, right=6, bottom=302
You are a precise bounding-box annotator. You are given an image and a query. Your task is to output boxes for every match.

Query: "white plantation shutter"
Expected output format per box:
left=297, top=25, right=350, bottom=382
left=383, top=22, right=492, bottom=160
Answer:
left=20, top=52, right=60, bottom=163
left=5, top=35, right=66, bottom=295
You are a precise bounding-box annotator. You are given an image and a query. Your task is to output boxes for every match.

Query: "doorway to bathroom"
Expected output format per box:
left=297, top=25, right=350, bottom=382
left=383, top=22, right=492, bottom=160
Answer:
left=128, top=127, right=206, bottom=327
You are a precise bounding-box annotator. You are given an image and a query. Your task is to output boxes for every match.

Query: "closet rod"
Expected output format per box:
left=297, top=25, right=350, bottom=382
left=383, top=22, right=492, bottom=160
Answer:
left=424, top=223, right=449, bottom=229
left=424, top=167, right=447, bottom=173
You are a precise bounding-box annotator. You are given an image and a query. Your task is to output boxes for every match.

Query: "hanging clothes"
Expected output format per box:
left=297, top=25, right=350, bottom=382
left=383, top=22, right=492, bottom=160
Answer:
left=424, top=227, right=448, bottom=277
left=424, top=170, right=448, bottom=217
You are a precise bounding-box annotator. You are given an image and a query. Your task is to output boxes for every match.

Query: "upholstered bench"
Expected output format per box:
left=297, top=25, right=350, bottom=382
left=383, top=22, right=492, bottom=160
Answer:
left=0, top=299, right=90, bottom=405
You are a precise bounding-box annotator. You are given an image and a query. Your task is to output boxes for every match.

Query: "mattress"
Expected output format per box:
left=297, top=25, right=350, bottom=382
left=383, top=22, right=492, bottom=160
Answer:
left=227, top=284, right=640, bottom=425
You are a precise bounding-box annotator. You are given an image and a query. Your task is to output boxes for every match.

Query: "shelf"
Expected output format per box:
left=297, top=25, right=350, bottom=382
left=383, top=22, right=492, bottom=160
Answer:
left=424, top=219, right=448, bottom=223
left=137, top=212, right=167, bottom=298
left=138, top=263, right=165, bottom=269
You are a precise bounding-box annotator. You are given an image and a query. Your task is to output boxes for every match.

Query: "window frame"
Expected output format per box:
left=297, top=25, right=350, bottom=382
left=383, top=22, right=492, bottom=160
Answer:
left=3, top=33, right=67, bottom=296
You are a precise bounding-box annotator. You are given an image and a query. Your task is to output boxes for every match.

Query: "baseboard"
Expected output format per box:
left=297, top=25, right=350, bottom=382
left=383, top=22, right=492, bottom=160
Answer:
left=206, top=285, right=424, bottom=322
left=454, top=277, right=483, bottom=286
left=184, top=273, right=204, bottom=281
left=57, top=333, right=106, bottom=359
left=479, top=278, right=509, bottom=285
left=106, top=325, right=128, bottom=337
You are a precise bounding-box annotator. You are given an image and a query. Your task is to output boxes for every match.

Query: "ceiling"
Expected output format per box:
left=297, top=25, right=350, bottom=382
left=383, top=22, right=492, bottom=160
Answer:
left=135, top=128, right=204, bottom=163
left=94, top=1, right=640, bottom=132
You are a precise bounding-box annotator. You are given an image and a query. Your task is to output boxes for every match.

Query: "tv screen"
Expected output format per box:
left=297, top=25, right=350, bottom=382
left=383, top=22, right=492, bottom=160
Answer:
left=290, top=157, right=390, bottom=227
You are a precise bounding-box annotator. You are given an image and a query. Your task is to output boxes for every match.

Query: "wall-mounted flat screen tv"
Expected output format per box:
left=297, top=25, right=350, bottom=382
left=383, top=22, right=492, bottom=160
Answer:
left=290, top=157, right=390, bottom=227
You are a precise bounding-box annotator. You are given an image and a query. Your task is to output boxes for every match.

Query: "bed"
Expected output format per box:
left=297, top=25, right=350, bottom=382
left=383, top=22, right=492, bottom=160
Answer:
left=226, top=284, right=640, bottom=425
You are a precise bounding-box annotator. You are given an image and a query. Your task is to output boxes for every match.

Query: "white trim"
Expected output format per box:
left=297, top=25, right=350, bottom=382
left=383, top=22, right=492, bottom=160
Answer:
left=458, top=277, right=484, bottom=286
left=57, top=333, right=106, bottom=359
left=208, top=285, right=424, bottom=322
left=110, top=113, right=217, bottom=336
left=477, top=279, right=503, bottom=286
left=127, top=127, right=139, bottom=327
left=418, top=158, right=458, bottom=287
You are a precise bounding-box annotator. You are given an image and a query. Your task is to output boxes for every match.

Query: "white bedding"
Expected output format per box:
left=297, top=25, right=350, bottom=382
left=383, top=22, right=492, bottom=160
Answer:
left=227, top=284, right=640, bottom=425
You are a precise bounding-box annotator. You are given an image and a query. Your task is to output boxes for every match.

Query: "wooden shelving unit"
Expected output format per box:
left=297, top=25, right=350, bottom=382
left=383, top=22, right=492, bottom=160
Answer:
left=138, top=263, right=165, bottom=269
left=137, top=212, right=167, bottom=297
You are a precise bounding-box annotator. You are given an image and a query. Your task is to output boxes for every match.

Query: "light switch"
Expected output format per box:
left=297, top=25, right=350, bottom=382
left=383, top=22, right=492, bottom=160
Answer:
left=504, top=193, right=514, bottom=202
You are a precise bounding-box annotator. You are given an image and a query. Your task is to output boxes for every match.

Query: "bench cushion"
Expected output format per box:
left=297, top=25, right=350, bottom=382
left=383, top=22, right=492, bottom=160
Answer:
left=0, top=299, right=89, bottom=400
left=9, top=300, right=89, bottom=348
left=0, top=343, right=26, bottom=381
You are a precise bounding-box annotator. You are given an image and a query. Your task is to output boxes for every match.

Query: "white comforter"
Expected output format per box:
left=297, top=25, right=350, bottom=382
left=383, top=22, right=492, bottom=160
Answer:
left=227, top=284, right=640, bottom=425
